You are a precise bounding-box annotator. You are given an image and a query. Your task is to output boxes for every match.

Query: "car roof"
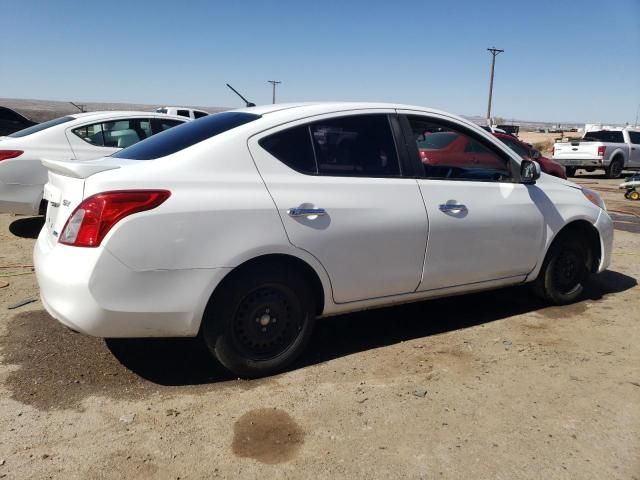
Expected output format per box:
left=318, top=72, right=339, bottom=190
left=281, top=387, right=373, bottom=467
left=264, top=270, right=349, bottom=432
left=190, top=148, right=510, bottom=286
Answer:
left=69, top=111, right=186, bottom=121
left=226, top=102, right=478, bottom=131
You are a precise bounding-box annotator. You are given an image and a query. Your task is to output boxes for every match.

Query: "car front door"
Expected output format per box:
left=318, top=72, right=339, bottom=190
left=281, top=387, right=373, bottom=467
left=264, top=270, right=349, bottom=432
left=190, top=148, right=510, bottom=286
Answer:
left=628, top=131, right=640, bottom=168
left=249, top=111, right=429, bottom=303
left=399, top=111, right=545, bottom=291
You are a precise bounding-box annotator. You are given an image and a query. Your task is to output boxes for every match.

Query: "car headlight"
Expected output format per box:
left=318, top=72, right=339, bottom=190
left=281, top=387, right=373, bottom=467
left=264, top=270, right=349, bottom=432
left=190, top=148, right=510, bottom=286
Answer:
left=582, top=187, right=606, bottom=211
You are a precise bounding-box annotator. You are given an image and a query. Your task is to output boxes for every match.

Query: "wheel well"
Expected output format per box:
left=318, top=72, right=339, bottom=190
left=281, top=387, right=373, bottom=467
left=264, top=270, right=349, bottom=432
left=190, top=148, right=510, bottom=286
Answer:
left=550, top=220, right=601, bottom=273
left=214, top=254, right=325, bottom=316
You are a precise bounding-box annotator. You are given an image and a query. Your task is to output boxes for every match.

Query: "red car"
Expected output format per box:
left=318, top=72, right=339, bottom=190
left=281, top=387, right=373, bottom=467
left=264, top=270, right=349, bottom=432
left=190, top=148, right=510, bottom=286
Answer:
left=492, top=132, right=567, bottom=179
left=416, top=130, right=566, bottom=179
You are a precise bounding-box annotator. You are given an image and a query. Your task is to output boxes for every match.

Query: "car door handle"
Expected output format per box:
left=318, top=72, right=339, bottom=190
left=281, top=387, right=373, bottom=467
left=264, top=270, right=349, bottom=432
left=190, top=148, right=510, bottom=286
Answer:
left=439, top=203, right=467, bottom=213
left=287, top=207, right=327, bottom=217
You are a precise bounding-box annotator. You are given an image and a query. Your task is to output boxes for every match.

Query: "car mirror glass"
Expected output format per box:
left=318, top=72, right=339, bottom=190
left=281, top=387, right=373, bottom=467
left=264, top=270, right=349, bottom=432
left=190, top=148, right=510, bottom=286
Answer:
left=521, top=159, right=541, bottom=183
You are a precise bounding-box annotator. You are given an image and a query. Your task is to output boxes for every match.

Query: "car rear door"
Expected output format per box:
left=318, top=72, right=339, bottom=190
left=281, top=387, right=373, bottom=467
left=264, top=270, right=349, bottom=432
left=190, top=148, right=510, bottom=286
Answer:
left=248, top=111, right=429, bottom=303
left=398, top=111, right=544, bottom=291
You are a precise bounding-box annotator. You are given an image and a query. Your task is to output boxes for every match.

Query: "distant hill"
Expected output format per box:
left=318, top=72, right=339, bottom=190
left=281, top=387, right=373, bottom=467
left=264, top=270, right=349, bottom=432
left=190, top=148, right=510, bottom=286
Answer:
left=0, top=98, right=229, bottom=123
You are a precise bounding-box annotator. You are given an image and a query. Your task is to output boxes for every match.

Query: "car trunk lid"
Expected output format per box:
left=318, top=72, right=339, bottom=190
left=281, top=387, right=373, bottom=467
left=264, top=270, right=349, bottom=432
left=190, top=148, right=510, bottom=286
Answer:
left=41, top=158, right=132, bottom=244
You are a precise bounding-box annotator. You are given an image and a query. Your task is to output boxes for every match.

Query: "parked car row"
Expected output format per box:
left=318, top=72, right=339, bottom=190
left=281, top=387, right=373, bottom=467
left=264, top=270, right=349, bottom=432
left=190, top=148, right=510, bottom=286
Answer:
left=0, top=111, right=187, bottom=215
left=31, top=102, right=613, bottom=378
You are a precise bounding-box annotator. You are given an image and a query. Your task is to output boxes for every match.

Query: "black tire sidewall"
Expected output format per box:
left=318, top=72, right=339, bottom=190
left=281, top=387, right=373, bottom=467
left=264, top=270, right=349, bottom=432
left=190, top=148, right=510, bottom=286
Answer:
left=536, top=237, right=588, bottom=305
left=606, top=158, right=623, bottom=179
left=202, top=265, right=315, bottom=378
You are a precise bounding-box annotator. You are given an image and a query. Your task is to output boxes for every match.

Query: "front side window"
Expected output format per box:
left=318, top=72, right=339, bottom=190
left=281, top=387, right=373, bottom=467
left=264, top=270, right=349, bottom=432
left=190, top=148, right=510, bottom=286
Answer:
left=102, top=118, right=152, bottom=148
left=499, top=136, right=530, bottom=158
left=177, top=110, right=190, bottom=118
left=9, top=116, right=74, bottom=138
left=114, top=112, right=261, bottom=160
left=407, top=116, right=512, bottom=181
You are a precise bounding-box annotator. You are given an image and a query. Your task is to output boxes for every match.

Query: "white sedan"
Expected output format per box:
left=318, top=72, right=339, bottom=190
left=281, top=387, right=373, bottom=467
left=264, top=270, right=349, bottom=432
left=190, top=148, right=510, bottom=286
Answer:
left=0, top=111, right=187, bottom=215
left=34, top=103, right=613, bottom=378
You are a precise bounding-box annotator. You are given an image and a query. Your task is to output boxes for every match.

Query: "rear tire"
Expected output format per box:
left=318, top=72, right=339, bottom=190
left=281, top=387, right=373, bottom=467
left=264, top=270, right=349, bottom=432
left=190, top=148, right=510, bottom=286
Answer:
left=533, top=234, right=591, bottom=305
left=605, top=157, right=624, bottom=179
left=201, top=263, right=315, bottom=378
left=565, top=166, right=576, bottom=177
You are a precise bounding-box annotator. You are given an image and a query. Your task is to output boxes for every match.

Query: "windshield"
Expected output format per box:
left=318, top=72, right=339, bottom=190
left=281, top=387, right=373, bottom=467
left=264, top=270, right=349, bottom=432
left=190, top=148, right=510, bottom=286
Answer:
left=582, top=130, right=624, bottom=143
left=113, top=111, right=261, bottom=160
left=9, top=116, right=74, bottom=138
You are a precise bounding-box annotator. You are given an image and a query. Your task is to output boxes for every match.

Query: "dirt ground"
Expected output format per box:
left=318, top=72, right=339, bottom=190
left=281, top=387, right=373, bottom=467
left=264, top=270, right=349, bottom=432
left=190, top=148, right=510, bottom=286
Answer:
left=0, top=173, right=638, bottom=479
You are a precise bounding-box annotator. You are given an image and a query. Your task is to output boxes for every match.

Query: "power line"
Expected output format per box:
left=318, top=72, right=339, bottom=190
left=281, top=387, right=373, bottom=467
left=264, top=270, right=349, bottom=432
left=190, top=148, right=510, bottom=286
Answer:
left=267, top=80, right=282, bottom=104
left=486, top=47, right=504, bottom=124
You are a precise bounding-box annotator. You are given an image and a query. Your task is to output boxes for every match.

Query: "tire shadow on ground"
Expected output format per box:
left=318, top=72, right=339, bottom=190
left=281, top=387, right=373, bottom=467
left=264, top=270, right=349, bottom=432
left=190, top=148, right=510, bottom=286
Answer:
left=8, top=216, right=44, bottom=239
left=106, top=270, right=635, bottom=385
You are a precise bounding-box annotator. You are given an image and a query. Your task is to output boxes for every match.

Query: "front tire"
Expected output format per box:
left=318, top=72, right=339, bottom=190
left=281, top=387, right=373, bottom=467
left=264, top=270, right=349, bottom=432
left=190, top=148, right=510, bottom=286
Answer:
left=534, top=235, right=591, bottom=305
left=201, top=264, right=315, bottom=378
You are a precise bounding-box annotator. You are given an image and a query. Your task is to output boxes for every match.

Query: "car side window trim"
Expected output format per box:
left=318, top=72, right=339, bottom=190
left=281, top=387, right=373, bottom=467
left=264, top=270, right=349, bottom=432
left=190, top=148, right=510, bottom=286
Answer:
left=398, top=113, right=520, bottom=183
left=259, top=113, right=411, bottom=179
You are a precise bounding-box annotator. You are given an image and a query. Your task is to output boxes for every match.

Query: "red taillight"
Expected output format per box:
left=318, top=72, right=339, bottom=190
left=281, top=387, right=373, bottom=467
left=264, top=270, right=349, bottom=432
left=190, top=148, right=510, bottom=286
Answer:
left=59, top=190, right=171, bottom=247
left=597, top=146, right=606, bottom=157
left=0, top=150, right=24, bottom=161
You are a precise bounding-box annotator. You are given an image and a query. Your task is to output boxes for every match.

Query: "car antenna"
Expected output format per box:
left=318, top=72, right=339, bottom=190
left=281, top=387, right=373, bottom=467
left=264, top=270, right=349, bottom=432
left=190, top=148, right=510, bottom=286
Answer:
left=226, top=84, right=256, bottom=107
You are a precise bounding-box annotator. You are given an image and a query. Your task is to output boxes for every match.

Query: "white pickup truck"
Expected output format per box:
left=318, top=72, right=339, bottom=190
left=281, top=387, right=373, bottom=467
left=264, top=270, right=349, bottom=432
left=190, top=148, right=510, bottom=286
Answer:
left=552, top=127, right=640, bottom=178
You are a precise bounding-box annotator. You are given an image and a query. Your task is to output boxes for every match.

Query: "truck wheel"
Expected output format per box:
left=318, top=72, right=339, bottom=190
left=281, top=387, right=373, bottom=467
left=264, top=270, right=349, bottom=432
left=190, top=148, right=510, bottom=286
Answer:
left=629, top=190, right=640, bottom=201
left=533, top=234, right=591, bottom=305
left=605, top=157, right=624, bottom=179
left=565, top=167, right=576, bottom=177
left=201, top=263, right=315, bottom=378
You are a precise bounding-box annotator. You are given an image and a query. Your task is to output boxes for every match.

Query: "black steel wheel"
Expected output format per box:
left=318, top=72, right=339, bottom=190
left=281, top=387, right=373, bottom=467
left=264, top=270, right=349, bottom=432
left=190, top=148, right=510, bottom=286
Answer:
left=534, top=235, right=591, bottom=305
left=201, top=262, right=316, bottom=378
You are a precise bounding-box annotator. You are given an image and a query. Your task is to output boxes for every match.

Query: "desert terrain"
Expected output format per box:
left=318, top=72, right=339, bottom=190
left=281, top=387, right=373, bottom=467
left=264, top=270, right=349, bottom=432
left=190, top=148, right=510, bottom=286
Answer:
left=0, top=173, right=638, bottom=479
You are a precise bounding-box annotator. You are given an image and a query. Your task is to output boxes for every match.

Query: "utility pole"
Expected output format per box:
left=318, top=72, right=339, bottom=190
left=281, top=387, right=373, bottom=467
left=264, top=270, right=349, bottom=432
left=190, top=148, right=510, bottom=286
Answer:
left=635, top=103, right=639, bottom=126
left=267, top=80, right=282, bottom=104
left=486, top=47, right=504, bottom=125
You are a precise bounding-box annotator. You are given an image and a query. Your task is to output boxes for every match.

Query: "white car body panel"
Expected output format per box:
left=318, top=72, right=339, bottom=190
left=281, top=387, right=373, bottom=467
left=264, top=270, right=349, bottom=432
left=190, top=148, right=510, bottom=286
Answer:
left=0, top=111, right=187, bottom=215
left=33, top=102, right=614, bottom=338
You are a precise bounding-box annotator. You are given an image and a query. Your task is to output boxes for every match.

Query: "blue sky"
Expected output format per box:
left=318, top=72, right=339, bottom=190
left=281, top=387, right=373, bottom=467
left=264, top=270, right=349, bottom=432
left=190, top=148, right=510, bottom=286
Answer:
left=2, top=0, right=639, bottom=123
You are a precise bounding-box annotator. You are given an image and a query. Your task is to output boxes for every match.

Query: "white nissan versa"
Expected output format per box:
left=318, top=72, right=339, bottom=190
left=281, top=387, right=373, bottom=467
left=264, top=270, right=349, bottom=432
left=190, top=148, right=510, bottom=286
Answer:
left=34, top=103, right=613, bottom=378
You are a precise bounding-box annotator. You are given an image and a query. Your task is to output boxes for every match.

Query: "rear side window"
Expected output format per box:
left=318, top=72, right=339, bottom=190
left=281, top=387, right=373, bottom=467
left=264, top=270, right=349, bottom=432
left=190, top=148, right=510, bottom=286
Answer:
left=261, top=115, right=400, bottom=177
left=114, top=112, right=261, bottom=160
left=583, top=131, right=624, bottom=143
left=73, top=123, right=105, bottom=146
left=177, top=110, right=190, bottom=118
left=151, top=118, right=184, bottom=134
left=9, top=116, right=74, bottom=138
left=311, top=115, right=400, bottom=176
left=155, top=108, right=168, bottom=114
left=193, top=110, right=208, bottom=119
left=260, top=126, right=317, bottom=174
left=499, top=137, right=530, bottom=158
left=628, top=131, right=640, bottom=145
left=74, top=118, right=153, bottom=148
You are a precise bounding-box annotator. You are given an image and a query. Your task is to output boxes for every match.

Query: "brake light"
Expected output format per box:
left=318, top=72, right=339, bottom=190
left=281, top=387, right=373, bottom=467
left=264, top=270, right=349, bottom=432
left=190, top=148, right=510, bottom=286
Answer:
left=59, top=190, right=171, bottom=247
left=0, top=150, right=24, bottom=161
left=597, top=146, right=606, bottom=157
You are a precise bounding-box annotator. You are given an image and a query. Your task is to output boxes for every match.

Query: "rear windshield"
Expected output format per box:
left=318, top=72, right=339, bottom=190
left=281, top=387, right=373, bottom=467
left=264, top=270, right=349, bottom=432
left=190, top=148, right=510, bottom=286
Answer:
left=9, top=116, right=74, bottom=138
left=582, top=131, right=624, bottom=143
left=113, top=112, right=261, bottom=160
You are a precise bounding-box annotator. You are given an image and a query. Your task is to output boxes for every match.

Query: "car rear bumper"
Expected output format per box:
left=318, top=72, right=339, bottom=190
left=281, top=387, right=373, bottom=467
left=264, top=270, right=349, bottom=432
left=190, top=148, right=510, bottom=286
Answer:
left=34, top=229, right=230, bottom=338
left=552, top=158, right=604, bottom=167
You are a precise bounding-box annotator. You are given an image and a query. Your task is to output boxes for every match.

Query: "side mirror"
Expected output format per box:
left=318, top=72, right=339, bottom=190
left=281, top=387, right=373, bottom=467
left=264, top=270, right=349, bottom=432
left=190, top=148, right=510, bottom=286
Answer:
left=521, top=159, right=541, bottom=183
